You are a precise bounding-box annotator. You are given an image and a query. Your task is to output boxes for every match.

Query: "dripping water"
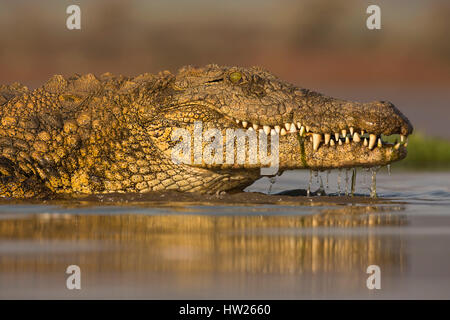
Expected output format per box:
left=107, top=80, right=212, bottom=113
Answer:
left=316, top=174, right=325, bottom=196
left=326, top=170, right=330, bottom=190
left=337, top=169, right=342, bottom=196
left=268, top=176, right=276, bottom=194
left=344, top=169, right=350, bottom=196
left=307, top=169, right=312, bottom=197
left=351, top=168, right=357, bottom=196
left=370, top=166, right=380, bottom=198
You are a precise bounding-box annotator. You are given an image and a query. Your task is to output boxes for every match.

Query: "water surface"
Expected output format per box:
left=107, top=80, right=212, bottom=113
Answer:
left=0, top=171, right=449, bottom=299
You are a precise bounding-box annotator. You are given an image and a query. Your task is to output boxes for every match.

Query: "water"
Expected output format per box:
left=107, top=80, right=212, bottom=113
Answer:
left=0, top=171, right=450, bottom=299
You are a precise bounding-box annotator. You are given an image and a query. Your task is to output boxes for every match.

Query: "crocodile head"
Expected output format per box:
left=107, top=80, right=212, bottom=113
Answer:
left=145, top=64, right=413, bottom=193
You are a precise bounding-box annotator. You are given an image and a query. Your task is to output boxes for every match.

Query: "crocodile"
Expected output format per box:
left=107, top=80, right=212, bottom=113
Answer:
left=0, top=64, right=412, bottom=198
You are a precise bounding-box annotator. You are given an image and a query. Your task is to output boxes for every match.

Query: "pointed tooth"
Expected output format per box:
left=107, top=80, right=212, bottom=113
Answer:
left=305, top=126, right=310, bottom=132
left=263, top=125, right=271, bottom=135
left=235, top=119, right=240, bottom=124
left=312, top=133, right=322, bottom=151
left=368, top=134, right=377, bottom=150
left=377, top=138, right=382, bottom=148
left=338, top=139, right=343, bottom=145
left=394, top=142, right=401, bottom=150
left=330, top=139, right=335, bottom=146
left=309, top=136, right=313, bottom=142
left=248, top=127, right=254, bottom=132
left=253, top=123, right=259, bottom=130
left=274, top=125, right=281, bottom=133
left=284, top=123, right=291, bottom=130
left=361, top=130, right=365, bottom=135
left=324, top=134, right=331, bottom=145
left=270, top=129, right=277, bottom=135
left=280, top=128, right=287, bottom=136
left=353, top=132, right=361, bottom=142
left=405, top=141, right=408, bottom=147
left=289, top=124, right=297, bottom=133
left=349, top=127, right=354, bottom=135
left=400, top=135, right=406, bottom=143
left=242, top=121, right=248, bottom=128
left=363, top=138, right=368, bottom=146
left=335, top=133, right=340, bottom=141
left=341, top=129, right=347, bottom=137
left=299, top=126, right=305, bottom=136
left=296, top=122, right=302, bottom=129
left=345, top=136, right=350, bottom=144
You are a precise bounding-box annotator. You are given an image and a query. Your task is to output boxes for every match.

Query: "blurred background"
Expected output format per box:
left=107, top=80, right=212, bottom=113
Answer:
left=1, top=0, right=449, bottom=167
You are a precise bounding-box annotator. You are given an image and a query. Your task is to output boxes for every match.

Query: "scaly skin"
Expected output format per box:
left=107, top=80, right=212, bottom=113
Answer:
left=0, top=65, right=412, bottom=198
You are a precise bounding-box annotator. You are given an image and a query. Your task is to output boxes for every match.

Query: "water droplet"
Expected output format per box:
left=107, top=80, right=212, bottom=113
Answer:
left=370, top=166, right=380, bottom=198
left=337, top=169, right=342, bottom=196
left=307, top=169, right=312, bottom=197
left=268, top=176, right=276, bottom=194
left=345, top=169, right=350, bottom=196
left=326, top=170, right=330, bottom=190
left=317, top=174, right=325, bottom=196
left=351, top=168, right=357, bottom=196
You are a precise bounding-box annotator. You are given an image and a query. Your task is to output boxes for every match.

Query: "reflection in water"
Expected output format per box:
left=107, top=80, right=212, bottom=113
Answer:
left=0, top=205, right=407, bottom=282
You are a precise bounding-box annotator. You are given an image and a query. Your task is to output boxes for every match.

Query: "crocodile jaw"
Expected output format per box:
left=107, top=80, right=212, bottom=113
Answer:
left=277, top=132, right=407, bottom=171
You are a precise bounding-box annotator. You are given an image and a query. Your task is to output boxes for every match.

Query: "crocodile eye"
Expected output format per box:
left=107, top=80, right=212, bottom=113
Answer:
left=229, top=72, right=242, bottom=83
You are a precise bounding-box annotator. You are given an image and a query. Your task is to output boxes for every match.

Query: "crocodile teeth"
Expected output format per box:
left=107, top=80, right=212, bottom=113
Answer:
left=235, top=119, right=240, bottom=124
left=363, top=138, right=368, bottom=146
left=350, top=127, right=354, bottom=135
left=400, top=135, right=406, bottom=143
left=361, top=130, right=365, bottom=135
left=242, top=121, right=248, bottom=128
left=338, top=139, right=343, bottom=145
left=312, top=133, right=322, bottom=151
left=248, top=127, right=254, bottom=131
left=305, top=126, right=310, bottom=132
left=280, top=128, right=287, bottom=136
left=263, top=125, right=271, bottom=135
left=297, top=122, right=302, bottom=129
left=342, top=129, right=347, bottom=137
left=377, top=138, right=382, bottom=148
left=299, top=126, right=305, bottom=136
left=368, top=134, right=377, bottom=150
left=324, top=134, right=331, bottom=145
left=284, top=123, right=291, bottom=131
left=353, top=132, right=361, bottom=142
left=270, top=129, right=277, bottom=135
left=289, top=124, right=297, bottom=133
left=394, top=142, right=401, bottom=149
left=345, top=136, right=350, bottom=144
left=253, top=124, right=259, bottom=130
left=330, top=139, right=335, bottom=146
left=334, top=133, right=340, bottom=141
left=274, top=125, right=281, bottom=133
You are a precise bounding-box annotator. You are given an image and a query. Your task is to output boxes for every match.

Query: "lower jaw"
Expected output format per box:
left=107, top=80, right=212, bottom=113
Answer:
left=279, top=134, right=407, bottom=171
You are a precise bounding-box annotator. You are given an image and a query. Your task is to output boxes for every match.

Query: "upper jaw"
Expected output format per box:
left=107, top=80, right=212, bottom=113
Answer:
left=226, top=98, right=412, bottom=153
